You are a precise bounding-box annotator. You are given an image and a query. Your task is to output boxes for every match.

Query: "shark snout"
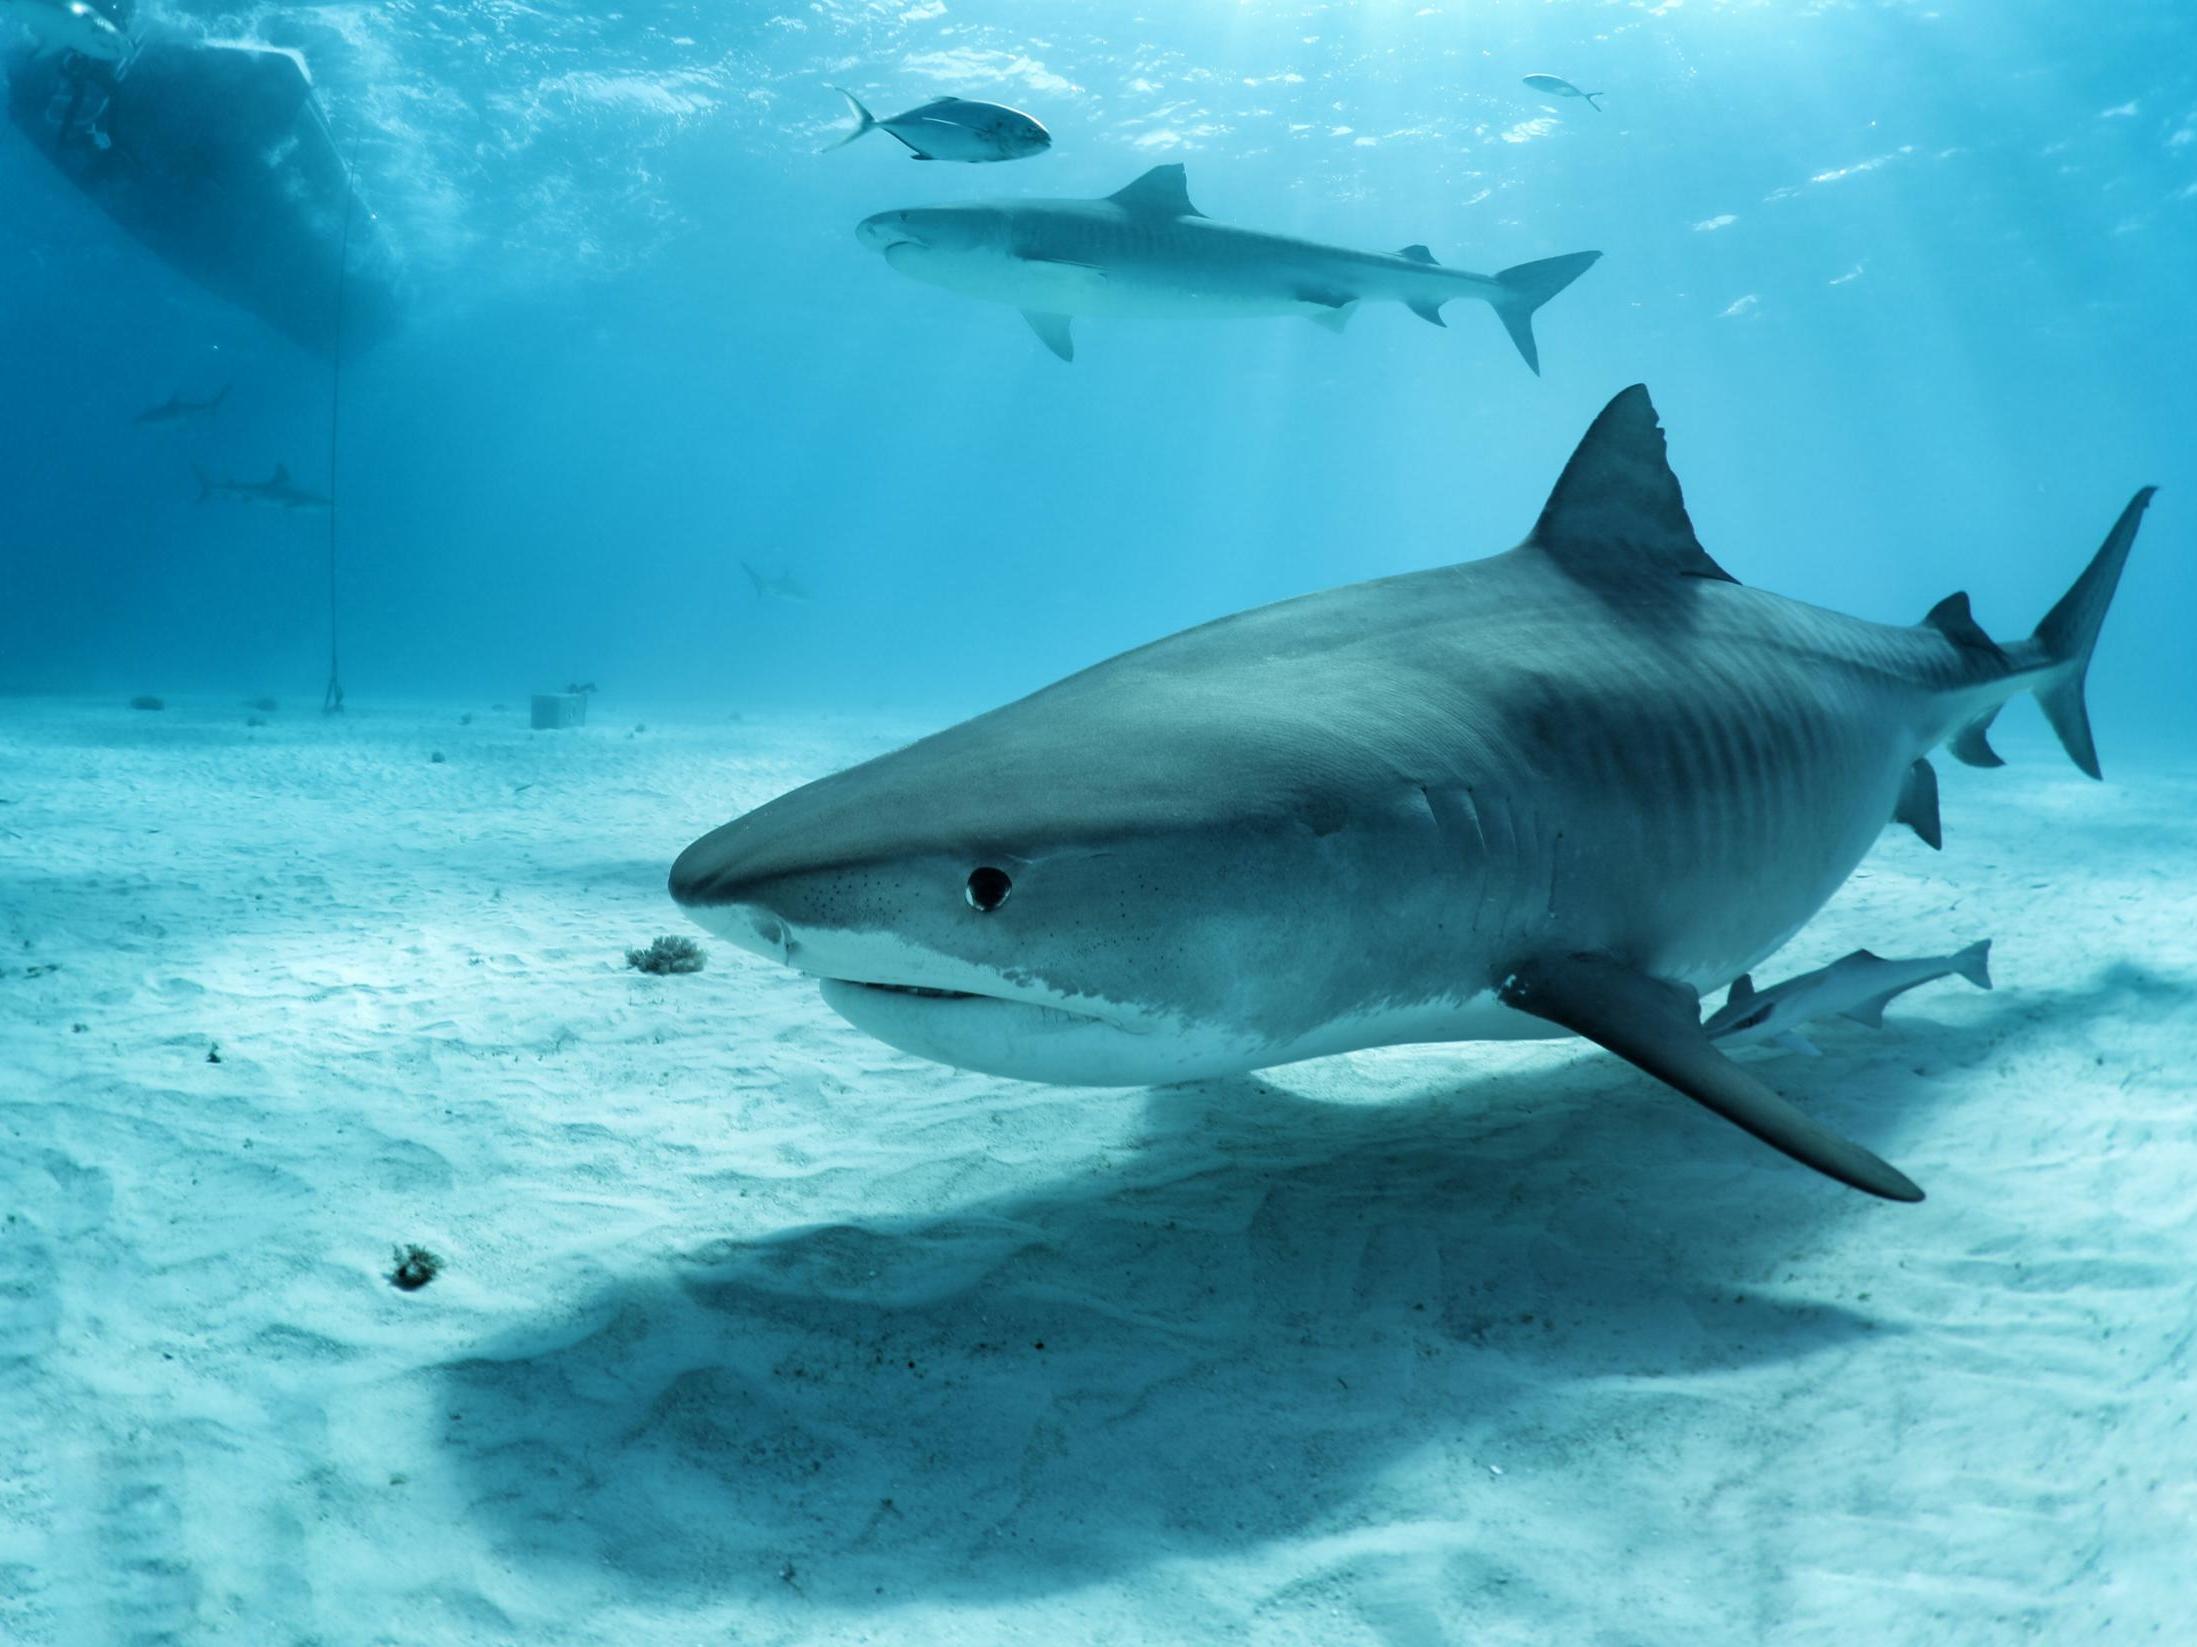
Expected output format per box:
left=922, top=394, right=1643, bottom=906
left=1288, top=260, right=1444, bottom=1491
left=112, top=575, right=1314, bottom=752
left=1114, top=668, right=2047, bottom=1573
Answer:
left=856, top=212, right=919, bottom=253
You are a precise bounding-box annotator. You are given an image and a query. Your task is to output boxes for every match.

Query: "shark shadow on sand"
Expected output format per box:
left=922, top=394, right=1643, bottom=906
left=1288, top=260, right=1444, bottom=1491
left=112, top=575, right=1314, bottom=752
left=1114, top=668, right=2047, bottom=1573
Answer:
left=429, top=967, right=2184, bottom=1606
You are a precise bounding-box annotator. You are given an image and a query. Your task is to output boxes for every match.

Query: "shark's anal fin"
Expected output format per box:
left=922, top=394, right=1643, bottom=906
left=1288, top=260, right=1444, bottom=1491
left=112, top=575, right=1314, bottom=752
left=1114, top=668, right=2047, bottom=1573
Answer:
left=1894, top=757, right=1942, bottom=850
left=1530, top=386, right=1739, bottom=584
left=1021, top=311, right=1075, bottom=362
left=1108, top=163, right=1203, bottom=218
left=1498, top=952, right=1925, bottom=1202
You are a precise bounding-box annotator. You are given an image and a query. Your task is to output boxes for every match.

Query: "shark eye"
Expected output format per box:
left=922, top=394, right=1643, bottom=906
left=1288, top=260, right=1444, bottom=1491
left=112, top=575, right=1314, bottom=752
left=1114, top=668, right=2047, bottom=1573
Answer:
left=965, top=867, right=1012, bottom=912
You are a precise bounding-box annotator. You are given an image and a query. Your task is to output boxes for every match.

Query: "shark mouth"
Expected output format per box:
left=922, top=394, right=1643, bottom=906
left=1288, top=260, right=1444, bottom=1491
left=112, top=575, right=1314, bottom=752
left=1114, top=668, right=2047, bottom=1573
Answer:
left=825, top=976, right=1111, bottom=1027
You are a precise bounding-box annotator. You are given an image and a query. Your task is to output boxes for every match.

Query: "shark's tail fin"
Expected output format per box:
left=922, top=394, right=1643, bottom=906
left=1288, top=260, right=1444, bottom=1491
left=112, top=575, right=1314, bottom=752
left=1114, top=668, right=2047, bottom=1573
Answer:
left=1583, top=91, right=1605, bottom=111
left=210, top=384, right=230, bottom=414
left=1488, top=250, right=1601, bottom=375
left=824, top=87, right=879, bottom=152
left=1952, top=940, right=1993, bottom=991
left=741, top=560, right=765, bottom=596
left=191, top=463, right=211, bottom=503
left=2028, top=487, right=2155, bottom=779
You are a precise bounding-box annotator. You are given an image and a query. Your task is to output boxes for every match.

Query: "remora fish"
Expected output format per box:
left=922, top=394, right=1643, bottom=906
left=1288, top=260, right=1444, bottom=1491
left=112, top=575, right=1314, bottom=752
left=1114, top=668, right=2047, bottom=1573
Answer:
left=825, top=88, right=1050, bottom=163
left=1705, top=942, right=1994, bottom=1055
left=192, top=462, right=329, bottom=511
left=136, top=385, right=230, bottom=426
left=742, top=561, right=813, bottom=603
left=1522, top=74, right=1604, bottom=112
left=856, top=163, right=1601, bottom=369
left=1, top=0, right=127, bottom=62
left=671, top=386, right=2154, bottom=1203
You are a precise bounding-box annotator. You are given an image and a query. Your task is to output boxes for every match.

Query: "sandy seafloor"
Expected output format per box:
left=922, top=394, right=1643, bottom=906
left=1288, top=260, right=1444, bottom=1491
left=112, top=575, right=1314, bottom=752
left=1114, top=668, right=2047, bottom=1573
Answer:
left=2, top=694, right=2192, bottom=1647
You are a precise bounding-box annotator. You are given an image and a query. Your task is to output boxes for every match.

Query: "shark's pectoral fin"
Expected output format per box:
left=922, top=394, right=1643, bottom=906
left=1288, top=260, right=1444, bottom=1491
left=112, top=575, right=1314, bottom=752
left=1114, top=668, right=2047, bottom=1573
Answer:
left=1894, top=757, right=1942, bottom=850
left=1021, top=311, right=1075, bottom=362
left=1498, top=952, right=1924, bottom=1202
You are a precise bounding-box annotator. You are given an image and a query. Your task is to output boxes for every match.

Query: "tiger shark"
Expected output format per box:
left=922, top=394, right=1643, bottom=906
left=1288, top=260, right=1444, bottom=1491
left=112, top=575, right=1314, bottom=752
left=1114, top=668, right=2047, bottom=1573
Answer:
left=855, top=163, right=1600, bottom=369
left=671, top=386, right=2153, bottom=1203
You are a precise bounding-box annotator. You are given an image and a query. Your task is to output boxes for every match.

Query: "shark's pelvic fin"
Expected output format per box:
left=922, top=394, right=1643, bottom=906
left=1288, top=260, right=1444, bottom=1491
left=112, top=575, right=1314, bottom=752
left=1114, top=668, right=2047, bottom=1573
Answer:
left=1530, top=385, right=1739, bottom=584
left=1109, top=164, right=1202, bottom=218
left=1488, top=250, right=1601, bottom=374
left=1948, top=707, right=2006, bottom=768
left=1894, top=757, right=1943, bottom=850
left=1499, top=952, right=1925, bottom=1202
left=2032, top=487, right=2155, bottom=780
left=1021, top=311, right=1075, bottom=362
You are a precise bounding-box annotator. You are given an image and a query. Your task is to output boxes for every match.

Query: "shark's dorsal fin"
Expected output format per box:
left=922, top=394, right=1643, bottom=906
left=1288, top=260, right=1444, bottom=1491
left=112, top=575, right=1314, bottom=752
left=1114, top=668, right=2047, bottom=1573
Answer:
left=1530, top=386, right=1738, bottom=584
left=272, top=463, right=291, bottom=485
left=1728, top=973, right=1756, bottom=1005
left=1398, top=244, right=1439, bottom=264
left=1109, top=164, right=1202, bottom=218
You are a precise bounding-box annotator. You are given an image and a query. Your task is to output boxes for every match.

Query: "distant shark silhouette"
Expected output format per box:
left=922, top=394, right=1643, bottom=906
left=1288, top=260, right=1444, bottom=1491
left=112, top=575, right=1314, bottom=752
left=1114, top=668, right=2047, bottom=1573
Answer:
left=192, top=462, right=329, bottom=511
left=742, top=562, right=813, bottom=603
left=136, top=385, right=229, bottom=426
left=674, top=385, right=2155, bottom=1205
left=857, top=163, right=1600, bottom=370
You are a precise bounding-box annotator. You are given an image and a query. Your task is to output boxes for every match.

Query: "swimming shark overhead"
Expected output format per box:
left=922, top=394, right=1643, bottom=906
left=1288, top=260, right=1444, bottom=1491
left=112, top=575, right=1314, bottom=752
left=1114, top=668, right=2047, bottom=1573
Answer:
left=671, top=386, right=2155, bottom=1203
left=855, top=163, right=1601, bottom=370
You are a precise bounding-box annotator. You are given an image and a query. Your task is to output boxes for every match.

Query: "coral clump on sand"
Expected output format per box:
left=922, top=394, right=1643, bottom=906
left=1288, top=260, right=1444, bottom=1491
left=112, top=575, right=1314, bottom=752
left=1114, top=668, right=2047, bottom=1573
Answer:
left=626, top=935, right=705, bottom=975
left=390, top=1244, right=442, bottom=1291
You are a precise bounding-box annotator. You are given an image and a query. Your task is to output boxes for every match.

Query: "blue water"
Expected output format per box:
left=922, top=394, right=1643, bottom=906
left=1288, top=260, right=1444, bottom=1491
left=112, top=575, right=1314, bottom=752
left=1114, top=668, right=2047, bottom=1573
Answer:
left=2, top=0, right=2189, bottom=748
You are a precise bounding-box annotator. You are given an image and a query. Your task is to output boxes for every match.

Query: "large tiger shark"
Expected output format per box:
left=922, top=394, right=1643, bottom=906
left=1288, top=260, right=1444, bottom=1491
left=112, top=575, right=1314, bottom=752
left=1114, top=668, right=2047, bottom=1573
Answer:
left=855, top=162, right=1600, bottom=370
left=671, top=387, right=2153, bottom=1203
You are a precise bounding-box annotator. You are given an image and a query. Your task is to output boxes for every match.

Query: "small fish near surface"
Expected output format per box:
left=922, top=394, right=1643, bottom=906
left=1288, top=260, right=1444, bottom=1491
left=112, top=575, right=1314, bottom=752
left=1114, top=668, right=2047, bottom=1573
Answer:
left=857, top=162, right=1600, bottom=370
left=135, top=386, right=230, bottom=426
left=1522, top=73, right=1604, bottom=112
left=192, top=462, right=329, bottom=512
left=825, top=89, right=1051, bottom=163
left=1706, top=942, right=1994, bottom=1056
left=672, top=385, right=2154, bottom=1205
left=1, top=0, right=128, bottom=63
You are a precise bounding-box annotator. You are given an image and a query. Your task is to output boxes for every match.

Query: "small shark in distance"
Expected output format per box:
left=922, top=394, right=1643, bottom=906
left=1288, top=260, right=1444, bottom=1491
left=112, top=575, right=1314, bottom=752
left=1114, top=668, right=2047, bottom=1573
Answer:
left=672, top=385, right=2155, bottom=1205
left=742, top=562, right=813, bottom=602
left=1705, top=942, right=1994, bottom=1056
left=1522, top=74, right=1604, bottom=112
left=856, top=163, right=1601, bottom=369
left=136, top=386, right=230, bottom=426
left=193, top=462, right=329, bottom=511
left=0, top=0, right=127, bottom=63
left=825, top=89, right=1051, bottom=163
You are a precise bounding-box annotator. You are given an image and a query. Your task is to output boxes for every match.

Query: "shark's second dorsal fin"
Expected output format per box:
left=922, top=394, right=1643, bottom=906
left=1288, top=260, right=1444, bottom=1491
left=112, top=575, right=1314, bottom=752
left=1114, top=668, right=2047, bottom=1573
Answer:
left=1110, top=164, right=1202, bottom=218
left=1530, top=385, right=1738, bottom=584
left=1398, top=244, right=1439, bottom=264
left=1922, top=591, right=2008, bottom=663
